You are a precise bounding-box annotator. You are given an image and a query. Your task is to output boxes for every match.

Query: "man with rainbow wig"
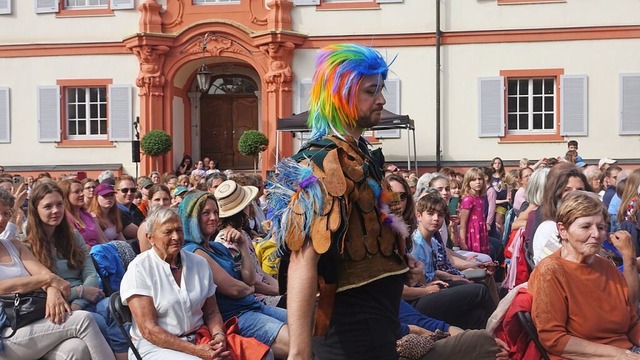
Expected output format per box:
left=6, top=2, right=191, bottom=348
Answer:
left=268, top=44, right=411, bottom=359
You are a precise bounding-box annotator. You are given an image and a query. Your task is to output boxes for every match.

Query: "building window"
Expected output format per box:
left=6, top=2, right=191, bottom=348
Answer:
left=193, top=0, right=240, bottom=4
left=64, top=0, right=108, bottom=9
left=506, top=78, right=555, bottom=134
left=66, top=87, right=107, bottom=139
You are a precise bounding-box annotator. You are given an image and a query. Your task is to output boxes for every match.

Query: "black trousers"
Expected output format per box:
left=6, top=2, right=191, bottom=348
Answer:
left=409, top=281, right=492, bottom=330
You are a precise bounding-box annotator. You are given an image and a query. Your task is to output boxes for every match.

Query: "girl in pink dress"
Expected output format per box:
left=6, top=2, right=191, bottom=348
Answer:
left=458, top=167, right=490, bottom=254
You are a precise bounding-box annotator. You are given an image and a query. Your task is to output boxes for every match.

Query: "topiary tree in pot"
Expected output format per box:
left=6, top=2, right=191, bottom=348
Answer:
left=140, top=129, right=173, bottom=171
left=238, top=130, right=269, bottom=173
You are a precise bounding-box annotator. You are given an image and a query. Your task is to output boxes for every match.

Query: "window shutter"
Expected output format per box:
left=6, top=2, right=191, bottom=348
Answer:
left=0, top=0, right=11, bottom=15
left=478, top=76, right=505, bottom=137
left=0, top=88, right=9, bottom=143
left=376, top=0, right=403, bottom=3
left=35, top=0, right=58, bottom=13
left=292, top=0, right=319, bottom=5
left=37, top=86, right=60, bottom=142
left=110, top=0, right=134, bottom=10
left=376, top=78, right=401, bottom=138
left=620, top=74, right=640, bottom=135
left=298, top=80, right=313, bottom=113
left=108, top=84, right=133, bottom=141
left=383, top=78, right=400, bottom=114
left=560, top=75, right=588, bottom=136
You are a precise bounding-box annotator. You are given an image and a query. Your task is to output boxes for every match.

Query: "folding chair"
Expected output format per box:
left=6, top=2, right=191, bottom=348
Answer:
left=109, top=291, right=142, bottom=360
left=516, top=311, right=550, bottom=360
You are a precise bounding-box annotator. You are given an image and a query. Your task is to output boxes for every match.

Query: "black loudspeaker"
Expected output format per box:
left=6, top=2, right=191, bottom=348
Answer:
left=132, top=140, right=141, bottom=163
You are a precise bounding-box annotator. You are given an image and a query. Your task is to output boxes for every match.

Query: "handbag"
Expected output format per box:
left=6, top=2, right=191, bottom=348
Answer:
left=0, top=291, right=47, bottom=338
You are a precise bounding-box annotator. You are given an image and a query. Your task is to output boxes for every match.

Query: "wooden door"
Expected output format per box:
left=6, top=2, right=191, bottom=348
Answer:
left=200, top=95, right=258, bottom=170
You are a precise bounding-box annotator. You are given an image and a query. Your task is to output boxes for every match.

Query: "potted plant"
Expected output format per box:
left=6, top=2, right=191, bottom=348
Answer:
left=140, top=129, right=173, bottom=171
left=238, top=130, right=269, bottom=173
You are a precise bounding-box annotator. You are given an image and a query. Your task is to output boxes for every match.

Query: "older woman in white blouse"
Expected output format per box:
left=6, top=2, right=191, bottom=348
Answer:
left=120, top=207, right=229, bottom=360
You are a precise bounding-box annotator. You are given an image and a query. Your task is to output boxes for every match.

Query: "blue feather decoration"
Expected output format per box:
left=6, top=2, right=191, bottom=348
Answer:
left=267, top=158, right=326, bottom=254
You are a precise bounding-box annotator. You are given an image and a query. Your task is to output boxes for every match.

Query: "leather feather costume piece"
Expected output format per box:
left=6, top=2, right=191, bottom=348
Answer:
left=268, top=135, right=409, bottom=293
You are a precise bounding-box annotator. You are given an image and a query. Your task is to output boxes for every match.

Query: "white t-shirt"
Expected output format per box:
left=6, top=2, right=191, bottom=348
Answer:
left=120, top=249, right=217, bottom=341
left=532, top=220, right=559, bottom=265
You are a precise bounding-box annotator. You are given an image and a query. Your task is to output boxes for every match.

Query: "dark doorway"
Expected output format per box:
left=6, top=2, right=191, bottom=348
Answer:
left=200, top=76, right=258, bottom=170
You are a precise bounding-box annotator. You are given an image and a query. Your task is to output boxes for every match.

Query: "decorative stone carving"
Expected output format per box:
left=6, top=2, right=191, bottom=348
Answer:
left=138, top=0, right=163, bottom=33
left=260, top=42, right=295, bottom=92
left=132, top=45, right=170, bottom=96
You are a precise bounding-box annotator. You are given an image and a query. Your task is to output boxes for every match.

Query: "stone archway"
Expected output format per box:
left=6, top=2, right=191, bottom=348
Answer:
left=123, top=0, right=305, bottom=175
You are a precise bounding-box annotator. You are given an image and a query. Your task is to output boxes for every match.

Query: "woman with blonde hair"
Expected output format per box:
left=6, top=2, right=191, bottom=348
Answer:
left=617, top=168, right=640, bottom=226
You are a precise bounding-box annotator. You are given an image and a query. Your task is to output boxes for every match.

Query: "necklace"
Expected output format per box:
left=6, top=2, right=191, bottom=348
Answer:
left=170, top=255, right=182, bottom=271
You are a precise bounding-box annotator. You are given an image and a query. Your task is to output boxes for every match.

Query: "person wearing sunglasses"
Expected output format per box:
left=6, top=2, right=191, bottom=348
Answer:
left=115, top=175, right=146, bottom=243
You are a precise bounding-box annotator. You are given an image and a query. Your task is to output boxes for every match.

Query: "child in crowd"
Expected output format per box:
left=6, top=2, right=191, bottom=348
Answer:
left=458, top=168, right=489, bottom=255
left=567, top=140, right=583, bottom=162
left=132, top=190, right=142, bottom=208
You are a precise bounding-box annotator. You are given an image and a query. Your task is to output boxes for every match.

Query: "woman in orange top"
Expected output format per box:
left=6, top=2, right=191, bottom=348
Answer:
left=529, top=191, right=640, bottom=359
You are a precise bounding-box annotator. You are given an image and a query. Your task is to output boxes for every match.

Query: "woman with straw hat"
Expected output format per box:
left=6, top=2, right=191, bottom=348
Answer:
left=180, top=185, right=288, bottom=359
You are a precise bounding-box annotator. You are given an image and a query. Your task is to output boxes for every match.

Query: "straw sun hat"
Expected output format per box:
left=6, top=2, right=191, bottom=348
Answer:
left=214, top=180, right=258, bottom=218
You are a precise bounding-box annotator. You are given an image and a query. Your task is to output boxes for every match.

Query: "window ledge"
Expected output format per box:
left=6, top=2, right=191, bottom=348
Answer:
left=498, top=0, right=566, bottom=4
left=56, top=8, right=114, bottom=17
left=499, top=133, right=564, bottom=143
left=56, top=139, right=115, bottom=148
left=317, top=2, right=380, bottom=10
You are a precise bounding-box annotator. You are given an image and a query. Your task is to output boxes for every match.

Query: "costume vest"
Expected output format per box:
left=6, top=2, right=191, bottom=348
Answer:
left=272, top=135, right=408, bottom=292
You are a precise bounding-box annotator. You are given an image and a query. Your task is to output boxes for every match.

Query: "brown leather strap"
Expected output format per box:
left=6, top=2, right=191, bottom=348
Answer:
left=313, top=276, right=337, bottom=337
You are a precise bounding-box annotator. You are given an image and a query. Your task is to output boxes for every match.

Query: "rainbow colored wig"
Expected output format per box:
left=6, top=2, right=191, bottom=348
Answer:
left=307, top=44, right=389, bottom=139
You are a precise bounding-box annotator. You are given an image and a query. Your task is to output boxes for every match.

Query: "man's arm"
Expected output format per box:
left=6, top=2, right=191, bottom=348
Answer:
left=287, top=243, right=320, bottom=360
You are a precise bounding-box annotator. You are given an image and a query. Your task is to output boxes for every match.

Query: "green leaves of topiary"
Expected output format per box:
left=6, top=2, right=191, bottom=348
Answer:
left=141, top=130, right=173, bottom=157
left=238, top=130, right=268, bottom=157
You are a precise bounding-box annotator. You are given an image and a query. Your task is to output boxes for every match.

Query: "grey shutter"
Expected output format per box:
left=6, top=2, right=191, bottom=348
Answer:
left=35, top=0, right=58, bottom=13
left=0, top=88, right=9, bottom=143
left=110, top=0, right=134, bottom=10
left=293, top=0, right=319, bottom=5
left=560, top=75, right=588, bottom=136
left=376, top=0, right=403, bottom=3
left=376, top=78, right=401, bottom=138
left=298, top=80, right=312, bottom=113
left=478, top=76, right=505, bottom=137
left=620, top=74, right=640, bottom=135
left=0, top=0, right=11, bottom=15
left=37, top=86, right=60, bottom=142
left=108, top=84, right=133, bottom=141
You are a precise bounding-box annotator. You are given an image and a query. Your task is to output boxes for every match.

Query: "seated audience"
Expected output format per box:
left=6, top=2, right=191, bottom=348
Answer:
left=529, top=191, right=640, bottom=359
left=23, top=182, right=127, bottom=359
left=137, top=184, right=172, bottom=252
left=89, top=183, right=125, bottom=241
left=180, top=190, right=289, bottom=358
left=0, top=188, right=115, bottom=359
left=120, top=207, right=238, bottom=360
left=405, top=192, right=495, bottom=330
left=115, top=176, right=145, bottom=240
left=60, top=179, right=108, bottom=249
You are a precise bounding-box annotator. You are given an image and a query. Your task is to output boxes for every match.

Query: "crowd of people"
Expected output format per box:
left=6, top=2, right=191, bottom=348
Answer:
left=1, top=43, right=639, bottom=360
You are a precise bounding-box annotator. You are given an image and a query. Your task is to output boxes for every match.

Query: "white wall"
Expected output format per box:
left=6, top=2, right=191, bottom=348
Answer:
left=0, top=1, right=139, bottom=44
left=0, top=54, right=140, bottom=173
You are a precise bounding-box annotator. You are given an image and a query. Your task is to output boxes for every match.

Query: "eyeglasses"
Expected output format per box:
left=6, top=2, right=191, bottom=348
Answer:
left=118, top=188, right=137, bottom=194
left=84, top=186, right=96, bottom=190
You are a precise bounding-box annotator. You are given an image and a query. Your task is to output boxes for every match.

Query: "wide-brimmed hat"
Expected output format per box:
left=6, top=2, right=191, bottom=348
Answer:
left=95, top=183, right=116, bottom=197
left=214, top=180, right=257, bottom=218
